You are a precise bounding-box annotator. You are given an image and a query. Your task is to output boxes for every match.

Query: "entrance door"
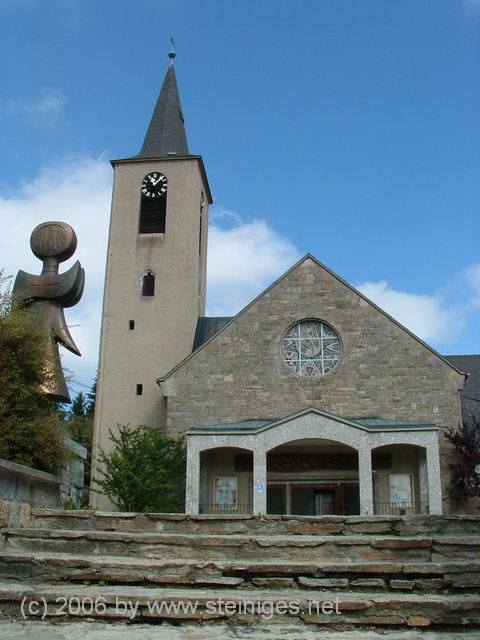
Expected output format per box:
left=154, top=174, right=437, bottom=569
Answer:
left=291, top=487, right=336, bottom=515
left=314, top=489, right=335, bottom=515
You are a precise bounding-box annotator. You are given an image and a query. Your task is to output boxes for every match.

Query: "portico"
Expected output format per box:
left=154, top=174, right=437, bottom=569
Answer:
left=185, top=408, right=443, bottom=516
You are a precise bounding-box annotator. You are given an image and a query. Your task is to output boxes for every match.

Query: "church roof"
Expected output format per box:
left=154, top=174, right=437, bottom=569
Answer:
left=112, top=54, right=213, bottom=203
left=350, top=417, right=436, bottom=429
left=138, top=63, right=189, bottom=158
left=190, top=419, right=272, bottom=433
left=444, top=354, right=480, bottom=424
left=188, top=408, right=438, bottom=435
left=193, top=317, right=233, bottom=352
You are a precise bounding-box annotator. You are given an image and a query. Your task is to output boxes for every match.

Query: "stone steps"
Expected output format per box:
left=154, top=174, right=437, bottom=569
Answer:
left=0, top=550, right=479, bottom=592
left=3, top=514, right=480, bottom=632
left=4, top=527, right=480, bottom=564
left=2, top=620, right=480, bottom=639
left=0, top=580, right=479, bottom=626
left=29, top=509, right=480, bottom=536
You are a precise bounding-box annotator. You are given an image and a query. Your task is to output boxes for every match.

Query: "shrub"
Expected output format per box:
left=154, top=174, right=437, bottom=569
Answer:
left=0, top=271, right=69, bottom=474
left=94, top=424, right=186, bottom=512
left=445, top=420, right=480, bottom=499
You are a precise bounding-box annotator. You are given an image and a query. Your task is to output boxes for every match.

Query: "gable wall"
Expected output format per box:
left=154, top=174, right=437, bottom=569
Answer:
left=165, top=259, right=464, bottom=504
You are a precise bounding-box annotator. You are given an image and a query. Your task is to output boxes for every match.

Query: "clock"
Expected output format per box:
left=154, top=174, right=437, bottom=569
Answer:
left=141, top=172, right=167, bottom=198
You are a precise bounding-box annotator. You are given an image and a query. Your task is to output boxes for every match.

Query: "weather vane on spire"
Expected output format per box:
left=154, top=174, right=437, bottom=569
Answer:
left=169, top=36, right=176, bottom=65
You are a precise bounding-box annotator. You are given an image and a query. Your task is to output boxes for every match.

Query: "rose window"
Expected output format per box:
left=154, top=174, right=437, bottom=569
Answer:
left=283, top=320, right=341, bottom=376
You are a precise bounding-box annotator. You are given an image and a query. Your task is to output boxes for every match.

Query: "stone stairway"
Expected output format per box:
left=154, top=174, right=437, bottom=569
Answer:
left=1, top=510, right=480, bottom=636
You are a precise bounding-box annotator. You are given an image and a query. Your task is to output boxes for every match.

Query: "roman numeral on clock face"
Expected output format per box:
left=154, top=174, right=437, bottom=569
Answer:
left=142, top=173, right=167, bottom=198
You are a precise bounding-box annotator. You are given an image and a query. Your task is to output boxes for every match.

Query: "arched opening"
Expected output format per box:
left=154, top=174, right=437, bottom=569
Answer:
left=199, top=447, right=253, bottom=515
left=141, top=271, right=155, bottom=297
left=371, top=444, right=428, bottom=516
left=266, top=439, right=360, bottom=516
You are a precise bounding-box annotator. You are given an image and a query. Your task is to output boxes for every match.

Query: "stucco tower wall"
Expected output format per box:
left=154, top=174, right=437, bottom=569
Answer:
left=91, top=157, right=209, bottom=509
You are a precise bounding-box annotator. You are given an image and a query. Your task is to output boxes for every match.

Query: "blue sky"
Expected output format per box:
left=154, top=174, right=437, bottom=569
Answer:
left=1, top=0, right=479, bottom=391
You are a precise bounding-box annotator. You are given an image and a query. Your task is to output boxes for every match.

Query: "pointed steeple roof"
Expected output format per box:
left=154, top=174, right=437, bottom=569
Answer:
left=138, top=60, right=189, bottom=158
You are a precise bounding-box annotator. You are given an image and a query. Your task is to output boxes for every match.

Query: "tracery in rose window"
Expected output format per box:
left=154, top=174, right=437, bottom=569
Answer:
left=283, top=320, right=341, bottom=376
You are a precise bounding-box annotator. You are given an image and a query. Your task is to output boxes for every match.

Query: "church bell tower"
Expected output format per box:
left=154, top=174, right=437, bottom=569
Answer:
left=91, top=48, right=211, bottom=507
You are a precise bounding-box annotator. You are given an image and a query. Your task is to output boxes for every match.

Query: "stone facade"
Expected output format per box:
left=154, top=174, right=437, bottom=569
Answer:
left=162, top=257, right=465, bottom=505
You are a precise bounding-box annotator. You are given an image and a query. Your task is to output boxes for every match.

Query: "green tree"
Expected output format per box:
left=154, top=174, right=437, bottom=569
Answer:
left=64, top=380, right=96, bottom=506
left=94, top=425, right=186, bottom=512
left=70, top=391, right=86, bottom=417
left=85, top=377, right=96, bottom=417
left=0, top=271, right=69, bottom=474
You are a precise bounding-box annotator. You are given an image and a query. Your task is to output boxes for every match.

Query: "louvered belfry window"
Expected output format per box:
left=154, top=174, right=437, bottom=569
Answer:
left=139, top=178, right=167, bottom=234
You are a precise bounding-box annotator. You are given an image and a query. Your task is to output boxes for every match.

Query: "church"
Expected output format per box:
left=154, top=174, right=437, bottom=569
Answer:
left=91, top=51, right=479, bottom=517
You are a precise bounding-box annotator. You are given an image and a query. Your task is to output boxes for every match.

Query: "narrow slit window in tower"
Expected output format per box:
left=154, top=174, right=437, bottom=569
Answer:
left=141, top=272, right=155, bottom=297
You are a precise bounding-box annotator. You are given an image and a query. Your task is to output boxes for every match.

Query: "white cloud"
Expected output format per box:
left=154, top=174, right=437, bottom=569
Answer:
left=1, top=157, right=478, bottom=397
left=0, top=0, right=82, bottom=12
left=357, top=281, right=464, bottom=344
left=210, top=206, right=243, bottom=226
left=207, top=215, right=301, bottom=316
left=0, top=159, right=300, bottom=392
left=464, top=0, right=480, bottom=14
left=464, top=264, right=480, bottom=309
left=29, top=90, right=64, bottom=121
left=0, top=156, right=112, bottom=391
left=0, top=89, right=65, bottom=127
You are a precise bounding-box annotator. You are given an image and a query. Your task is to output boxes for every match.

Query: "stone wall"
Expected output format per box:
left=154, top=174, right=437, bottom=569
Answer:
left=0, top=460, right=61, bottom=528
left=0, top=438, right=88, bottom=526
left=163, top=257, right=465, bottom=508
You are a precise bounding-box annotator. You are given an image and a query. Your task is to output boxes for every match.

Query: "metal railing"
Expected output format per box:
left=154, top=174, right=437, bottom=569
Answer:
left=199, top=503, right=253, bottom=515
left=374, top=501, right=429, bottom=516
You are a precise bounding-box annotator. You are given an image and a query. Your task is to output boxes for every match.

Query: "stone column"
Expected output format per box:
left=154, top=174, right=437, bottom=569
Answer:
left=253, top=449, right=267, bottom=515
left=358, top=445, right=374, bottom=515
left=418, top=454, right=429, bottom=513
left=426, top=437, right=443, bottom=515
left=285, top=483, right=292, bottom=516
left=185, top=441, right=200, bottom=515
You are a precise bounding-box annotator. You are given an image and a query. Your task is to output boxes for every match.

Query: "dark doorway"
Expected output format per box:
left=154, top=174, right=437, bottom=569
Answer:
left=291, top=487, right=335, bottom=515
left=267, top=485, right=286, bottom=515
left=344, top=484, right=360, bottom=515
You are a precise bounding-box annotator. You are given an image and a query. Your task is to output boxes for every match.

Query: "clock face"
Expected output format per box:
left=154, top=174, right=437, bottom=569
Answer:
left=141, top=172, right=167, bottom=198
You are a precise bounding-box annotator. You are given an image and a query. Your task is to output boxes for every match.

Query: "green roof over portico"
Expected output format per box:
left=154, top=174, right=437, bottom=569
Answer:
left=188, top=409, right=438, bottom=436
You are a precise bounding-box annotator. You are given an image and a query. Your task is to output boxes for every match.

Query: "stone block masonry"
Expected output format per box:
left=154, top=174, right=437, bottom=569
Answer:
left=1, top=512, right=480, bottom=632
left=163, top=257, right=464, bottom=508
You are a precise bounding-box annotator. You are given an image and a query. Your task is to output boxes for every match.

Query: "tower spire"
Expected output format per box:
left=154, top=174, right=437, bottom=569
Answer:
left=138, top=39, right=189, bottom=158
left=169, top=35, right=176, bottom=66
